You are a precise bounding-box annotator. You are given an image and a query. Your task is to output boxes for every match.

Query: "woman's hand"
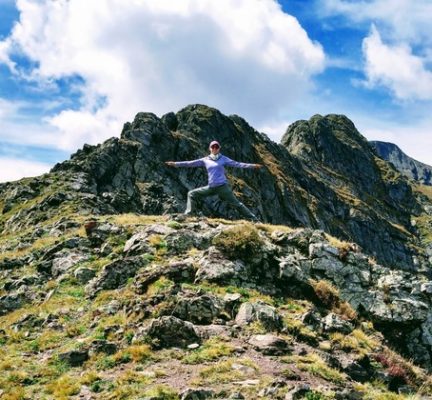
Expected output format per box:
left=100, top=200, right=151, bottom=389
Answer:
left=165, top=161, right=176, bottom=167
left=253, top=164, right=263, bottom=169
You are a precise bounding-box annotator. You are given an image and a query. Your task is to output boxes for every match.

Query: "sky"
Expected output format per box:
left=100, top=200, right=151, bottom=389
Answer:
left=0, top=0, right=431, bottom=182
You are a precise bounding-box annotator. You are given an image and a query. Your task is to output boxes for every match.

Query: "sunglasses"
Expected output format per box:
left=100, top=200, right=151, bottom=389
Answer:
left=210, top=145, right=220, bottom=149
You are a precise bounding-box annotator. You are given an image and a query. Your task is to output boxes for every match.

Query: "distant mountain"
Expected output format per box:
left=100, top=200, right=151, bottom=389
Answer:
left=370, top=141, right=432, bottom=186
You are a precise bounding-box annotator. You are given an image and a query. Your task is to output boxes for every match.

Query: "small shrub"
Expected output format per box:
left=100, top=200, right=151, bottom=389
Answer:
left=311, top=280, right=339, bottom=307
left=142, top=384, right=179, bottom=400
left=148, top=235, right=167, bottom=251
left=95, top=355, right=117, bottom=371
left=166, top=220, right=182, bottom=229
left=0, top=387, right=26, bottom=400
left=212, top=225, right=264, bottom=259
left=194, top=358, right=257, bottom=385
left=333, top=301, right=357, bottom=320
left=305, top=392, right=327, bottom=400
left=373, top=350, right=416, bottom=386
left=311, top=279, right=357, bottom=321
left=80, top=371, right=101, bottom=385
left=45, top=375, right=80, bottom=399
left=65, top=324, right=85, bottom=338
left=122, top=344, right=153, bottom=363
left=146, top=277, right=175, bottom=296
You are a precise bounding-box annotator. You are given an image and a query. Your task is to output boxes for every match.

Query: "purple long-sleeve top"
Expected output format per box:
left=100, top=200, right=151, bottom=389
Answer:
left=174, top=155, right=255, bottom=187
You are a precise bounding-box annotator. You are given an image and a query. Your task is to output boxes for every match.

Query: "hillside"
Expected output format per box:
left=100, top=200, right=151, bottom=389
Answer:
left=2, top=214, right=432, bottom=399
left=2, top=105, right=432, bottom=399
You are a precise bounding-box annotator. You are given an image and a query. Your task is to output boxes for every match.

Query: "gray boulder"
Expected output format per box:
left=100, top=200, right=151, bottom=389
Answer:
left=180, top=388, right=215, bottom=400
left=0, top=292, right=26, bottom=316
left=235, top=301, right=282, bottom=331
left=74, top=267, right=96, bottom=283
left=248, top=334, right=290, bottom=355
left=196, top=248, right=247, bottom=285
left=58, top=350, right=89, bottom=367
left=85, top=256, right=147, bottom=297
left=51, top=250, right=88, bottom=277
left=173, top=294, right=223, bottom=325
left=321, top=313, right=354, bottom=334
left=144, top=316, right=200, bottom=348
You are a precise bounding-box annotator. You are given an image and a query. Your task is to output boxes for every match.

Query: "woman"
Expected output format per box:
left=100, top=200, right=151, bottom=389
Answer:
left=166, top=140, right=262, bottom=220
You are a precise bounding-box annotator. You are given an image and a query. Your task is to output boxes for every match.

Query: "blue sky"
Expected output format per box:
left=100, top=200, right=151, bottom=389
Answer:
left=1, top=0, right=432, bottom=182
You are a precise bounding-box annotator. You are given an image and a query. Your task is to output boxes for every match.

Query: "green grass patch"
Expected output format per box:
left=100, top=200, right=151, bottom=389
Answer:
left=283, top=353, right=345, bottom=384
left=182, top=337, right=235, bottom=364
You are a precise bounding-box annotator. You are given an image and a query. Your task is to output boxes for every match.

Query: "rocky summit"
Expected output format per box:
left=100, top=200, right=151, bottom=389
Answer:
left=1, top=104, right=432, bottom=399
left=370, top=141, right=432, bottom=186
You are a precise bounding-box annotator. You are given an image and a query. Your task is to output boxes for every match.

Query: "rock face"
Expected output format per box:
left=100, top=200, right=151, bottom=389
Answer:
left=0, top=106, right=423, bottom=270
left=371, top=141, right=432, bottom=186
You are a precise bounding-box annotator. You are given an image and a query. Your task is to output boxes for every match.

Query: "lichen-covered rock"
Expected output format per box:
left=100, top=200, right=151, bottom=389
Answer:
left=74, top=267, right=96, bottom=283
left=248, top=334, right=290, bottom=355
left=123, top=230, right=154, bottom=254
left=134, top=260, right=196, bottom=294
left=172, top=294, right=223, bottom=325
left=235, top=301, right=282, bottom=331
left=180, top=388, right=215, bottom=400
left=85, top=256, right=147, bottom=297
left=321, top=313, right=354, bottom=334
left=51, top=250, right=88, bottom=277
left=144, top=316, right=200, bottom=348
left=0, top=292, right=27, bottom=316
left=195, top=248, right=246, bottom=285
left=58, top=350, right=89, bottom=367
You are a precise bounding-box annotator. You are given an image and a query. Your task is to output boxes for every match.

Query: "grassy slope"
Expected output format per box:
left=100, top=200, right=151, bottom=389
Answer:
left=1, top=208, right=432, bottom=399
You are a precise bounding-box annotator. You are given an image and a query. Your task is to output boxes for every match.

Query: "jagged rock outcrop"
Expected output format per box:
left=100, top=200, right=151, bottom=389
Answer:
left=0, top=105, right=424, bottom=270
left=370, top=140, right=432, bottom=185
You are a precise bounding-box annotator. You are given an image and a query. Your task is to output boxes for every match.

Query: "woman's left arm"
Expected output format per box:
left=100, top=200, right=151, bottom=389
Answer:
left=223, top=156, right=262, bottom=169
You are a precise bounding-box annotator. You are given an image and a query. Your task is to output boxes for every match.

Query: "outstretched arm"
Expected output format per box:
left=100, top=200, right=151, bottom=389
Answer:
left=224, top=157, right=263, bottom=169
left=165, top=159, right=205, bottom=168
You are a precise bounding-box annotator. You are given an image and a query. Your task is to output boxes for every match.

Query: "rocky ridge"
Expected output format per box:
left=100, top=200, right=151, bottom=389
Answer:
left=0, top=105, right=428, bottom=270
left=370, top=141, right=432, bottom=186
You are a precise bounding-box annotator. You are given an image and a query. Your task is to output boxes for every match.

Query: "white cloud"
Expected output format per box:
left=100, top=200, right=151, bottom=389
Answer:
left=0, top=157, right=51, bottom=183
left=321, top=0, right=432, bottom=46
left=362, top=26, right=432, bottom=100
left=0, top=0, right=325, bottom=151
left=320, top=1, right=432, bottom=101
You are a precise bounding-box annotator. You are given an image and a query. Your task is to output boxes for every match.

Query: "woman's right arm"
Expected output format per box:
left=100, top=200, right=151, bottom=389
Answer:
left=165, top=159, right=205, bottom=168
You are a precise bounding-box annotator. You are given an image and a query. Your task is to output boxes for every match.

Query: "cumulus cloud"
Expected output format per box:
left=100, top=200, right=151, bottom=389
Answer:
left=321, top=0, right=432, bottom=45
left=362, top=26, right=432, bottom=100
left=0, top=0, right=325, bottom=151
left=320, top=1, right=432, bottom=101
left=0, top=157, right=51, bottom=183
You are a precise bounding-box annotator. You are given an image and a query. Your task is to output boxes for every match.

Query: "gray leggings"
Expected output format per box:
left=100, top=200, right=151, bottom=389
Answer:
left=185, top=184, right=256, bottom=219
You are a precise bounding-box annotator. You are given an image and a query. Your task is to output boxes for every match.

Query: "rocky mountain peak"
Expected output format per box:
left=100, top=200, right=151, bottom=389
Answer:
left=282, top=114, right=375, bottom=183
left=371, top=140, right=432, bottom=186
left=1, top=105, right=428, bottom=270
